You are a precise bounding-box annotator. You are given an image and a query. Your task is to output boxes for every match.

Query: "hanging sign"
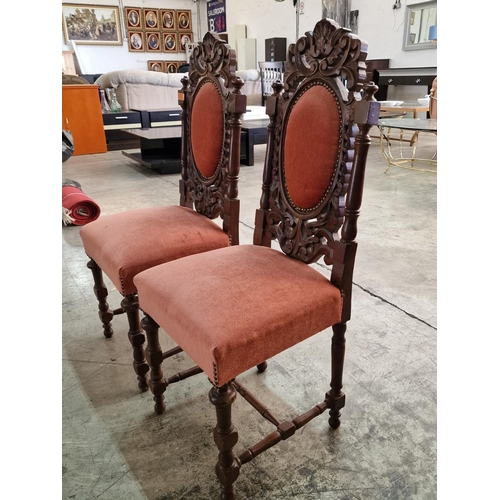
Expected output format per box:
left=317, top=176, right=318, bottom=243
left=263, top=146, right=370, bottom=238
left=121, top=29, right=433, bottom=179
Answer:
left=207, top=0, right=226, bottom=33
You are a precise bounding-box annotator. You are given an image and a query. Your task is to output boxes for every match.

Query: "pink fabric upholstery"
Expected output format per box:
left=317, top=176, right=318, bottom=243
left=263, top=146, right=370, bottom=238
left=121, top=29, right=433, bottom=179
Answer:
left=284, top=85, right=340, bottom=210
left=134, top=245, right=343, bottom=387
left=191, top=81, right=224, bottom=178
left=80, top=205, right=229, bottom=295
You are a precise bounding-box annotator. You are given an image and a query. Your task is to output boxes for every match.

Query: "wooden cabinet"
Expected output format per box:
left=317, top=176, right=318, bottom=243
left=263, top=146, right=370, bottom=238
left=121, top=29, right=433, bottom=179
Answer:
left=62, top=84, right=107, bottom=155
left=366, top=59, right=390, bottom=101
left=265, top=38, right=287, bottom=62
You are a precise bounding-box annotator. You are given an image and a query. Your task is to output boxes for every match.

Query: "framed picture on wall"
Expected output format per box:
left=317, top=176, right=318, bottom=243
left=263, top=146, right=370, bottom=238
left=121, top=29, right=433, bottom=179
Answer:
left=62, top=3, right=123, bottom=45
left=177, top=10, right=192, bottom=31
left=148, top=60, right=164, bottom=72
left=165, top=62, right=178, bottom=74
left=179, top=32, right=194, bottom=52
left=162, top=32, right=178, bottom=53
left=160, top=9, right=176, bottom=31
left=124, top=7, right=142, bottom=30
left=146, top=32, right=161, bottom=52
left=144, top=9, right=159, bottom=30
left=128, top=31, right=144, bottom=52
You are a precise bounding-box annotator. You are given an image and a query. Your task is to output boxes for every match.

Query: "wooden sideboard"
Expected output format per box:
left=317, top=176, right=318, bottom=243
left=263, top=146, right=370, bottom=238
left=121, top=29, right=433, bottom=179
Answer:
left=377, top=67, right=437, bottom=101
left=365, top=62, right=437, bottom=102
left=62, top=84, right=107, bottom=155
left=366, top=59, right=390, bottom=101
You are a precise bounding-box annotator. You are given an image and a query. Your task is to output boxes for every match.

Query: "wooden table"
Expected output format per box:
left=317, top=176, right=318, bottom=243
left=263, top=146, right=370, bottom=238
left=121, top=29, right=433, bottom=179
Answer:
left=379, top=103, right=429, bottom=119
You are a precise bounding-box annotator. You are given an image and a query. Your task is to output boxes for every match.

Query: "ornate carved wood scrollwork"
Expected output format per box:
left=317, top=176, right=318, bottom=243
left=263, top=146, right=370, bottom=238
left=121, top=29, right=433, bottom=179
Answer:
left=183, top=31, right=238, bottom=220
left=263, top=19, right=368, bottom=265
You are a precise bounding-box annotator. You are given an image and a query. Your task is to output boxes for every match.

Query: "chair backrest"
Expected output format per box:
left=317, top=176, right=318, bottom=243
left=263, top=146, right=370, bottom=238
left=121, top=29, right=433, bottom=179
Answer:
left=258, top=61, right=285, bottom=104
left=254, top=18, right=380, bottom=322
left=178, top=32, right=247, bottom=245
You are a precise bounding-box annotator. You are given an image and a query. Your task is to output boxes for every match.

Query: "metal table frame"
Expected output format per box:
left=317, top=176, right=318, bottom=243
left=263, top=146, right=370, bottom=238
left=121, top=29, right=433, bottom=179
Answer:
left=378, top=118, right=437, bottom=173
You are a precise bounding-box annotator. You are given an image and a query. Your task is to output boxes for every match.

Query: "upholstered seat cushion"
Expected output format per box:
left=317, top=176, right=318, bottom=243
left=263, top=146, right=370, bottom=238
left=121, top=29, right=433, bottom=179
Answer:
left=134, top=245, right=343, bottom=387
left=80, top=206, right=229, bottom=295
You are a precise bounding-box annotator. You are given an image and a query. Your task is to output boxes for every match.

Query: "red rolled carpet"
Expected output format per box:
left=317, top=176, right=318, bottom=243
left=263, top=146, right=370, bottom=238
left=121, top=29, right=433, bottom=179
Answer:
left=62, top=186, right=101, bottom=226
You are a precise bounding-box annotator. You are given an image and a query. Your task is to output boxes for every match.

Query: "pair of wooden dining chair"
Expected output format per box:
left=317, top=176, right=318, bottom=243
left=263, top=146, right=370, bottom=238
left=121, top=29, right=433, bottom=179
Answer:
left=79, top=20, right=380, bottom=499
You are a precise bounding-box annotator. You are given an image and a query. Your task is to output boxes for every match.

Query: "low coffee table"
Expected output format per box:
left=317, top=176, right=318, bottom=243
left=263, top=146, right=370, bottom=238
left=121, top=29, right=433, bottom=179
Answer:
left=122, top=126, right=181, bottom=175
left=122, top=118, right=270, bottom=173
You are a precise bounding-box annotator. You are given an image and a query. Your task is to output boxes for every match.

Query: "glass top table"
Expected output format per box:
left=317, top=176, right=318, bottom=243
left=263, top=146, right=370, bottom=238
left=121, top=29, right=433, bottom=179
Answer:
left=378, top=118, right=437, bottom=132
left=377, top=118, right=437, bottom=173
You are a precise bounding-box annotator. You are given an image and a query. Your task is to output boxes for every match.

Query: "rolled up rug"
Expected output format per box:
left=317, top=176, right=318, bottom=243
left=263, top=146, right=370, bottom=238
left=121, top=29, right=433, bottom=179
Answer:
left=62, top=185, right=101, bottom=226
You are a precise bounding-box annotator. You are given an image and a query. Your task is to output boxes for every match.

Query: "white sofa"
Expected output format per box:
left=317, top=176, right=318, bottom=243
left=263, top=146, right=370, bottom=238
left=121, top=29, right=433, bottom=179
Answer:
left=95, top=68, right=262, bottom=111
left=95, top=70, right=184, bottom=110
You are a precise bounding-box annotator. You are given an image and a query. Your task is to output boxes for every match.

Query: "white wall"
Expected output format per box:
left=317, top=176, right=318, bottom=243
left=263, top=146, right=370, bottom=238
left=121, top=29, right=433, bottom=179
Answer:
left=61, top=0, right=437, bottom=74
left=351, top=0, right=437, bottom=68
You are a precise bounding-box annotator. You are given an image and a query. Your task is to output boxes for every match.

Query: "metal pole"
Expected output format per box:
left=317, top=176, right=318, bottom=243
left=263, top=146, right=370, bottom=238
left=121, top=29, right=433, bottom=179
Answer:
left=296, top=3, right=299, bottom=41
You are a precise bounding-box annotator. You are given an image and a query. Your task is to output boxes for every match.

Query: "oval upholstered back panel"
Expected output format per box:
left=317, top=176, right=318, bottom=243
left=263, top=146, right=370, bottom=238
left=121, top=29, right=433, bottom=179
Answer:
left=283, top=84, right=341, bottom=211
left=191, top=81, right=224, bottom=178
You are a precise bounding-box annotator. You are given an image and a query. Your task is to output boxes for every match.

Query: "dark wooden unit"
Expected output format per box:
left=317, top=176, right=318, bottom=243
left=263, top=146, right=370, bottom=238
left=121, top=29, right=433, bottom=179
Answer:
left=102, top=110, right=142, bottom=151
left=265, top=37, right=287, bottom=62
left=241, top=119, right=268, bottom=166
left=376, top=66, right=437, bottom=102
left=366, top=59, right=390, bottom=101
left=130, top=108, right=182, bottom=129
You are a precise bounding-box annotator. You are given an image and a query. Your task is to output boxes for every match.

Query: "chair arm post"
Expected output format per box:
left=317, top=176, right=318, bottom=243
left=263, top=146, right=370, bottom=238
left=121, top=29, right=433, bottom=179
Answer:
left=334, top=82, right=379, bottom=321
left=341, top=82, right=379, bottom=244
left=254, top=81, right=283, bottom=247
left=224, top=77, right=246, bottom=245
left=178, top=76, right=191, bottom=207
left=227, top=77, right=246, bottom=201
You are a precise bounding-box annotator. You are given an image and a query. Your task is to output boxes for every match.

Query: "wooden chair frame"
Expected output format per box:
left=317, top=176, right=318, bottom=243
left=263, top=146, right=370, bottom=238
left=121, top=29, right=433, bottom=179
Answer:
left=85, top=31, right=246, bottom=392
left=141, top=19, right=380, bottom=498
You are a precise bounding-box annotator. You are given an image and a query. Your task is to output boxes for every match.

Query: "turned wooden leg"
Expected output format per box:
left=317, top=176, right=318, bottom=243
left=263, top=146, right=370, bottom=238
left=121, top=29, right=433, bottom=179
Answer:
left=122, top=294, right=149, bottom=392
left=327, top=322, right=347, bottom=430
left=142, top=313, right=167, bottom=414
left=256, top=361, right=268, bottom=372
left=209, top=384, right=240, bottom=500
left=87, top=258, right=114, bottom=338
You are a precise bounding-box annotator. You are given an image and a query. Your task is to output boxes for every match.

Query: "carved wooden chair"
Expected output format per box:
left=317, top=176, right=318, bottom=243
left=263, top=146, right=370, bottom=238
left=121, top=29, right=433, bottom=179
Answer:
left=79, top=32, right=246, bottom=392
left=134, top=19, right=380, bottom=498
left=258, top=60, right=285, bottom=105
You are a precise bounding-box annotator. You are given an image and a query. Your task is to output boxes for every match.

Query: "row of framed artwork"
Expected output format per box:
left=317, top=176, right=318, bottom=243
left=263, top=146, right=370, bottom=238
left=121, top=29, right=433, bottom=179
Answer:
left=125, top=6, right=193, bottom=53
left=61, top=3, right=193, bottom=47
left=148, top=60, right=186, bottom=74
left=128, top=31, right=194, bottom=53
left=124, top=7, right=192, bottom=32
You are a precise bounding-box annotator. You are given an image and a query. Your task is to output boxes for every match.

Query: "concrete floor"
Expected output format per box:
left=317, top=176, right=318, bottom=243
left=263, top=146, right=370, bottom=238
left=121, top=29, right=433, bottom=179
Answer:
left=62, top=132, right=437, bottom=499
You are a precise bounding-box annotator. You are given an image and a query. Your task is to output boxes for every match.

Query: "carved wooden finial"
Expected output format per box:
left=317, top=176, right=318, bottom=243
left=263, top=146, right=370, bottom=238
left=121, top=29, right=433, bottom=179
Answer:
left=231, top=76, right=244, bottom=93
left=355, top=81, right=380, bottom=126
left=181, top=75, right=189, bottom=90
left=271, top=81, right=284, bottom=95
